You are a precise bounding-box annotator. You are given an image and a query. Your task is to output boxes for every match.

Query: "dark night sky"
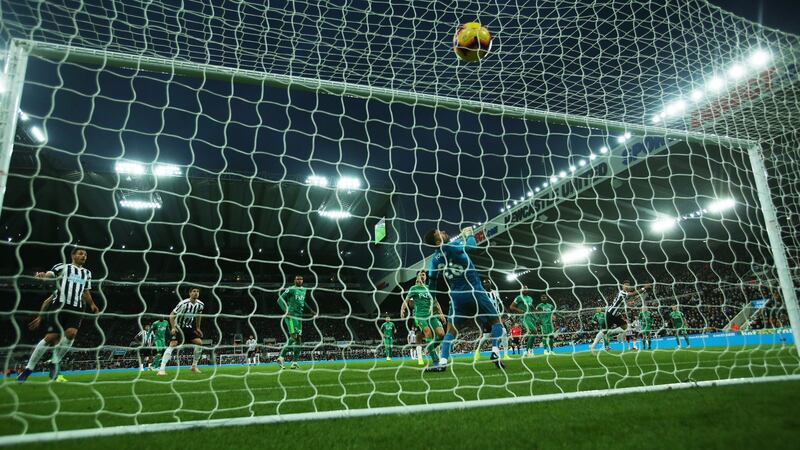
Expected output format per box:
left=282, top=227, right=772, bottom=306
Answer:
left=707, top=0, right=800, bottom=35
left=2, top=0, right=798, bottom=280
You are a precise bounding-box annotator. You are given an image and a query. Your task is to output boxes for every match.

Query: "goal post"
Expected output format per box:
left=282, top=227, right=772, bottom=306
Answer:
left=747, top=145, right=800, bottom=355
left=0, top=40, right=29, bottom=218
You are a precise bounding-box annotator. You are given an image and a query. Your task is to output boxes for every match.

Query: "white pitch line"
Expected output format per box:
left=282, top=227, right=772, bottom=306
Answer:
left=2, top=374, right=799, bottom=447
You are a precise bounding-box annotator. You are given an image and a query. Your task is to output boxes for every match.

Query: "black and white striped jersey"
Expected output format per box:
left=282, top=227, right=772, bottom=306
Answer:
left=488, top=289, right=503, bottom=314
left=608, top=289, right=632, bottom=316
left=172, top=298, right=204, bottom=328
left=135, top=329, right=153, bottom=346
left=51, top=263, right=92, bottom=309
left=246, top=338, right=257, bottom=352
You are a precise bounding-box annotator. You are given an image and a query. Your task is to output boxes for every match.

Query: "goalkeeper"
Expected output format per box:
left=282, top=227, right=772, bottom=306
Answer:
left=424, top=226, right=505, bottom=370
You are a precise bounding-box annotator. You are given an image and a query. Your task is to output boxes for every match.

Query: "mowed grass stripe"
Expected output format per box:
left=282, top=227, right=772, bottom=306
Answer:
left=1, top=345, right=797, bottom=436
left=12, top=380, right=800, bottom=450
left=1, top=351, right=795, bottom=408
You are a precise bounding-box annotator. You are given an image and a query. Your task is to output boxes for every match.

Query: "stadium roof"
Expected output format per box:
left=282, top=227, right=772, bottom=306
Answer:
left=0, top=147, right=395, bottom=309
left=373, top=135, right=774, bottom=311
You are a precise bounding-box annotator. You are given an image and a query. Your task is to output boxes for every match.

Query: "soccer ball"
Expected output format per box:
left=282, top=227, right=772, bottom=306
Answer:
left=453, top=22, right=492, bottom=62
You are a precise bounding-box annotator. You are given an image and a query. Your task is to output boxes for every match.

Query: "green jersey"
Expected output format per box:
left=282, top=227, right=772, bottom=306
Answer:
left=151, top=320, right=169, bottom=341
left=593, top=312, right=606, bottom=329
left=408, top=284, right=435, bottom=319
left=638, top=311, right=653, bottom=330
left=535, top=303, right=556, bottom=326
left=278, top=286, right=307, bottom=316
left=381, top=322, right=395, bottom=340
left=513, top=295, right=535, bottom=318
left=670, top=310, right=685, bottom=328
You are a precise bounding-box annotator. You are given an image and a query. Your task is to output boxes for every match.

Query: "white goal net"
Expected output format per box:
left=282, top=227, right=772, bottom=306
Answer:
left=0, top=0, right=799, bottom=444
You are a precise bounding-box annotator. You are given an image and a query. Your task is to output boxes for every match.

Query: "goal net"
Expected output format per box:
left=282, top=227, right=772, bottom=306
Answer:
left=0, top=0, right=799, bottom=443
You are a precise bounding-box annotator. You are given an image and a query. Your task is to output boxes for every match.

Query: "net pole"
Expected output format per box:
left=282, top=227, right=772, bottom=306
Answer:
left=0, top=41, right=29, bottom=218
left=747, top=145, right=800, bottom=355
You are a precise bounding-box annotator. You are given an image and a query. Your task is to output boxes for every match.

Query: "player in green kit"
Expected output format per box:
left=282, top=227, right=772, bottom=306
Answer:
left=401, top=271, right=447, bottom=370
left=670, top=305, right=690, bottom=348
left=380, top=316, right=396, bottom=360
left=638, top=305, right=654, bottom=350
left=149, top=318, right=169, bottom=370
left=509, top=287, right=537, bottom=356
left=277, top=275, right=315, bottom=369
left=592, top=307, right=610, bottom=350
left=535, top=294, right=562, bottom=355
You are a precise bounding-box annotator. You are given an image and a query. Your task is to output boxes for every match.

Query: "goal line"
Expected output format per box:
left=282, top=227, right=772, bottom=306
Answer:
left=2, top=374, right=798, bottom=447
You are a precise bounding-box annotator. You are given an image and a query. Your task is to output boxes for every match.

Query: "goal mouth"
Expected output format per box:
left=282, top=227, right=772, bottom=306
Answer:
left=1, top=0, right=799, bottom=443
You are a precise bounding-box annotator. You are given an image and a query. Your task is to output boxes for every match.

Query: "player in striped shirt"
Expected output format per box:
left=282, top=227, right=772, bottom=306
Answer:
left=245, top=335, right=259, bottom=365
left=590, top=281, right=650, bottom=353
left=156, top=288, right=205, bottom=375
left=133, top=323, right=153, bottom=371
left=18, top=248, right=99, bottom=383
left=626, top=318, right=640, bottom=351
left=407, top=327, right=422, bottom=364
left=474, top=279, right=510, bottom=361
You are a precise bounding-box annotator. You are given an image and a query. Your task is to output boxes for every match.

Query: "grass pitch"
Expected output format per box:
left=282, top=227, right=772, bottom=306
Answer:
left=2, top=345, right=799, bottom=448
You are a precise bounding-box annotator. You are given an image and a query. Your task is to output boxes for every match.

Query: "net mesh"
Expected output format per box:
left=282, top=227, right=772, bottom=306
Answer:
left=0, top=0, right=798, bottom=440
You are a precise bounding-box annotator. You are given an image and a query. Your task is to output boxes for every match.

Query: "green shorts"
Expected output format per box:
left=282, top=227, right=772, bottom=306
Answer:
left=154, top=339, right=166, bottom=349
left=522, top=317, right=537, bottom=334
left=284, top=317, right=302, bottom=335
left=675, top=326, right=687, bottom=335
left=640, top=328, right=651, bottom=335
left=383, top=338, right=393, bottom=347
left=415, top=317, right=443, bottom=332
left=539, top=323, right=554, bottom=335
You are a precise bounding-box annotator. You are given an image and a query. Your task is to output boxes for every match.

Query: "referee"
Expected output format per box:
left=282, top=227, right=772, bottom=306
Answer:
left=17, top=247, right=99, bottom=383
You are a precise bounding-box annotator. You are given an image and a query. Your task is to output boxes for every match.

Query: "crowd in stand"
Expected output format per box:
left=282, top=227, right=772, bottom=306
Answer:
left=3, top=261, right=791, bottom=373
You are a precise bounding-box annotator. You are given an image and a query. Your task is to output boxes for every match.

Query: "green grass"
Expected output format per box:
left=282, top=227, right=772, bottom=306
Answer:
left=2, top=345, right=799, bottom=448
left=12, top=380, right=800, bottom=450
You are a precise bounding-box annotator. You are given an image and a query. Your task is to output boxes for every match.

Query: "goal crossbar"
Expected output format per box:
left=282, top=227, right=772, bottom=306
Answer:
left=13, top=38, right=758, bottom=149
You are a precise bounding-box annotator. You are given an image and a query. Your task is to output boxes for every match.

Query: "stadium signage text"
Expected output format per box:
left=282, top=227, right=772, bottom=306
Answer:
left=621, top=136, right=667, bottom=167
left=503, top=162, right=609, bottom=225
